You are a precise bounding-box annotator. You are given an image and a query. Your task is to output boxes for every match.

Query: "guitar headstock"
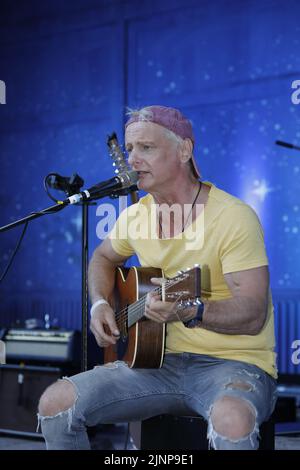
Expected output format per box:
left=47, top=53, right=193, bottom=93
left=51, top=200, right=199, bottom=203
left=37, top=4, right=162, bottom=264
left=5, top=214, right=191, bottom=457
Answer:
left=107, top=132, right=130, bottom=175
left=163, top=266, right=201, bottom=307
left=107, top=132, right=139, bottom=201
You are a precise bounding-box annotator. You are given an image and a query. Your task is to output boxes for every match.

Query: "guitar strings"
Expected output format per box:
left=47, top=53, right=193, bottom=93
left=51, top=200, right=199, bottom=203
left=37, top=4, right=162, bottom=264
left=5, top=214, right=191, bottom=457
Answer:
left=114, top=285, right=162, bottom=329
left=114, top=270, right=198, bottom=329
left=113, top=277, right=185, bottom=328
left=115, top=278, right=179, bottom=321
left=114, top=285, right=162, bottom=325
left=113, top=268, right=198, bottom=330
left=114, top=284, right=170, bottom=328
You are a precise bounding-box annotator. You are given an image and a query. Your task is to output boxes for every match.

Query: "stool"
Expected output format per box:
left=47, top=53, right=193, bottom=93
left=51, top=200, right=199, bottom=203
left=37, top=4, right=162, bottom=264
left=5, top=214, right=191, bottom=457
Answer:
left=138, top=414, right=274, bottom=450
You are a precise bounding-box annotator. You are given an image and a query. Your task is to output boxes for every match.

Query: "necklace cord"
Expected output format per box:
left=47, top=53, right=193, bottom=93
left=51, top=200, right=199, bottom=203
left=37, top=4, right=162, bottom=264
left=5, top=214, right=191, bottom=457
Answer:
left=158, top=181, right=202, bottom=237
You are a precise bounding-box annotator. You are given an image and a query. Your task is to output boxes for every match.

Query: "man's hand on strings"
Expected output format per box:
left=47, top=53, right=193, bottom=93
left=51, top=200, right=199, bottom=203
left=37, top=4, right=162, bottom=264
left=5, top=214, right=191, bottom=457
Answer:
left=144, top=277, right=182, bottom=323
left=90, top=304, right=120, bottom=348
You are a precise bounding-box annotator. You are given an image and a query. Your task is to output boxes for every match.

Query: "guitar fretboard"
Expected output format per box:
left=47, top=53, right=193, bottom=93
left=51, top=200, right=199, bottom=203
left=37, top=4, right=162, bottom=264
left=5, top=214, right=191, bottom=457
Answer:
left=126, top=280, right=176, bottom=328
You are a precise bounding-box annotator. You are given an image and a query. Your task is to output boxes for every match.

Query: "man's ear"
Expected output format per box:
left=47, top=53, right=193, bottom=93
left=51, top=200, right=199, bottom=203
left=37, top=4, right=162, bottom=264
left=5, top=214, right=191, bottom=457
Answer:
left=180, top=138, right=193, bottom=163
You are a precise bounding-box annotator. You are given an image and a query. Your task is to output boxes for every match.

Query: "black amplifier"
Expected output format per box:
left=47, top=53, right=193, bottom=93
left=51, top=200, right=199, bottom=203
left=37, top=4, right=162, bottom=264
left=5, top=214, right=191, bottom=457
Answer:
left=0, top=364, right=62, bottom=436
left=4, top=329, right=80, bottom=365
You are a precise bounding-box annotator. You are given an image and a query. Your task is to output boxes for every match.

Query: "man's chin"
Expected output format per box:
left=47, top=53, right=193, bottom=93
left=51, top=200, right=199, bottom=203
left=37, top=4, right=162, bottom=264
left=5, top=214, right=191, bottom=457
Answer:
left=137, top=180, right=148, bottom=191
left=137, top=175, right=151, bottom=191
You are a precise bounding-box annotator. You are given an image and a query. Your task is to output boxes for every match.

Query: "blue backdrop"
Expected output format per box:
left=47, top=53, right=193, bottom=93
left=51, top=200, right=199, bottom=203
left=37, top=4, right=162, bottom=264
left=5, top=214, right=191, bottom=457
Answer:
left=0, top=0, right=299, bottom=373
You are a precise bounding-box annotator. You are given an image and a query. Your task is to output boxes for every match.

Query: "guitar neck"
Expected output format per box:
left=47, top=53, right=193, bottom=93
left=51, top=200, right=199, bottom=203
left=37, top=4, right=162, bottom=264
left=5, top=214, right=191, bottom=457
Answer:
left=125, top=278, right=180, bottom=328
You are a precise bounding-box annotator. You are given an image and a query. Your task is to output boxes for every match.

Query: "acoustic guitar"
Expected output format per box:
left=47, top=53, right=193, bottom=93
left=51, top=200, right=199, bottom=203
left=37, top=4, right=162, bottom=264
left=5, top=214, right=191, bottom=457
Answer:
left=104, top=265, right=201, bottom=368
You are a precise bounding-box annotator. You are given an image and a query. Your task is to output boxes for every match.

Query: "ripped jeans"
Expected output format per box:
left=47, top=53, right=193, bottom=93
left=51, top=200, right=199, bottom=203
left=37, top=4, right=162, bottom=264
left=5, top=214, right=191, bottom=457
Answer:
left=38, top=353, right=277, bottom=450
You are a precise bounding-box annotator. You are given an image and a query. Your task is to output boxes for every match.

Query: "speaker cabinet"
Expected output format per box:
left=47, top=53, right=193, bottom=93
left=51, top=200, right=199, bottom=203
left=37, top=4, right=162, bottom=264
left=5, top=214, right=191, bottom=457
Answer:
left=0, top=364, right=61, bottom=435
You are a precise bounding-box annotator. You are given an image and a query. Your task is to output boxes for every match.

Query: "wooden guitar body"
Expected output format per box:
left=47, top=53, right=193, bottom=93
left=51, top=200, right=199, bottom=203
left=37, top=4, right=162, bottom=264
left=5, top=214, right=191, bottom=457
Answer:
left=104, top=265, right=200, bottom=369
left=104, top=266, right=166, bottom=368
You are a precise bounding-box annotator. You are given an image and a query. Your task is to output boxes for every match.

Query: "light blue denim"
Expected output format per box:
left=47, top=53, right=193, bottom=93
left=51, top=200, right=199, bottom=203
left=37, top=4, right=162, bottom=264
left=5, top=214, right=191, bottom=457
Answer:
left=38, top=353, right=277, bottom=450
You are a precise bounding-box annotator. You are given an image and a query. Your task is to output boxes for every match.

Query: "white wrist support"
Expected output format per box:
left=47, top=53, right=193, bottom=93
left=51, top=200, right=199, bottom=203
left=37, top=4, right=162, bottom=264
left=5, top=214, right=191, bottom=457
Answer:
left=90, top=299, right=109, bottom=317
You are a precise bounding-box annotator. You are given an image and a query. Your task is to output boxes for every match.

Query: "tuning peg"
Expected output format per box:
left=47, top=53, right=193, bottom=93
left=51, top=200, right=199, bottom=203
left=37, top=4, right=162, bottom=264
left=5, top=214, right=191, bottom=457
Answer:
left=177, top=270, right=184, bottom=275
left=186, top=267, right=190, bottom=271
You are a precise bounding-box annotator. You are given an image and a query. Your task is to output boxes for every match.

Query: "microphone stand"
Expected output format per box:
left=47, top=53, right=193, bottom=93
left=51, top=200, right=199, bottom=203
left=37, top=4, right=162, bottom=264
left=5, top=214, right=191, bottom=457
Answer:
left=0, top=185, right=125, bottom=373
left=0, top=202, right=68, bottom=232
left=81, top=201, right=91, bottom=373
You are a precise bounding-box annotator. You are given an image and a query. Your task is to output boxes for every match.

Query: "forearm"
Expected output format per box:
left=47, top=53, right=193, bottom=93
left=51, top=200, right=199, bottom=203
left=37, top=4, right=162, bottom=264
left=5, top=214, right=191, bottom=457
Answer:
left=201, top=296, right=267, bottom=335
left=88, top=251, right=118, bottom=305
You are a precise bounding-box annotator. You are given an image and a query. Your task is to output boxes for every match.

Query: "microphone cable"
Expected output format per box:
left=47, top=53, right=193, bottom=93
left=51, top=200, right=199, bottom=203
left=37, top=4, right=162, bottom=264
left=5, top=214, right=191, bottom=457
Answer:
left=0, top=172, right=72, bottom=283
left=0, top=169, right=134, bottom=283
left=43, top=173, right=61, bottom=203
left=0, top=221, right=28, bottom=283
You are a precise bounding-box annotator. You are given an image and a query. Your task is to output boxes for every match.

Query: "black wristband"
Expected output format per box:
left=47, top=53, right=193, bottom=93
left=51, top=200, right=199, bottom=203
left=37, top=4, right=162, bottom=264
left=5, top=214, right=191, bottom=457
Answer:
left=183, top=301, right=204, bottom=328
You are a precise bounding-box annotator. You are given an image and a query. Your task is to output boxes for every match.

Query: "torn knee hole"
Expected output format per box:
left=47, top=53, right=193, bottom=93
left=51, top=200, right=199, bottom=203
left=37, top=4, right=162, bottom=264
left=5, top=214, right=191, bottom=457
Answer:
left=224, top=381, right=254, bottom=392
left=209, top=396, right=257, bottom=441
left=38, top=379, right=77, bottom=417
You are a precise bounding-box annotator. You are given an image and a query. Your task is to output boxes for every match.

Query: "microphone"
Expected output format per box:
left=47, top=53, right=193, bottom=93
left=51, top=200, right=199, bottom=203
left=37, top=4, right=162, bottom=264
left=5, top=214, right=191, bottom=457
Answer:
left=66, top=170, right=139, bottom=204
left=46, top=173, right=84, bottom=196
left=276, top=140, right=300, bottom=151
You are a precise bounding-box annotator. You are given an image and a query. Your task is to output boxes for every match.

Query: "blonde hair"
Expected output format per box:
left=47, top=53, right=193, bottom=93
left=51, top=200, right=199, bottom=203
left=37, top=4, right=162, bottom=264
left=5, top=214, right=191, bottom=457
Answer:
left=126, top=107, right=154, bottom=121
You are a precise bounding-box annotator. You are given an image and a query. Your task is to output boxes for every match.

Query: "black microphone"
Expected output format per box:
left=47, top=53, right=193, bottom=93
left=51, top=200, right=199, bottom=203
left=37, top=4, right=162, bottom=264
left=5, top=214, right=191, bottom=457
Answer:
left=276, top=140, right=300, bottom=151
left=46, top=173, right=84, bottom=196
left=66, top=170, right=139, bottom=204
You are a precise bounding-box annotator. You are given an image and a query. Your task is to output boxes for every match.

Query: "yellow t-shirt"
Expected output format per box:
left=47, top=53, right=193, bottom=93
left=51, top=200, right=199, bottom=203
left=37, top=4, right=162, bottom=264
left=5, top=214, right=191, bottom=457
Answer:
left=109, top=182, right=277, bottom=378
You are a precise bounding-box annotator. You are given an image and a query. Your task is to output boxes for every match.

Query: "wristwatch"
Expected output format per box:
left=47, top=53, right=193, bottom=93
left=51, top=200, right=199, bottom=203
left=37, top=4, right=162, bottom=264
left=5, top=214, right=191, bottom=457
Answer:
left=183, top=301, right=204, bottom=328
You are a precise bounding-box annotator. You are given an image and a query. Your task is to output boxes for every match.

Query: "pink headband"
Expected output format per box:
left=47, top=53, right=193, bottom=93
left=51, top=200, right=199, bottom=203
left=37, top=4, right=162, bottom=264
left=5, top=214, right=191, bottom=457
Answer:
left=125, top=105, right=200, bottom=178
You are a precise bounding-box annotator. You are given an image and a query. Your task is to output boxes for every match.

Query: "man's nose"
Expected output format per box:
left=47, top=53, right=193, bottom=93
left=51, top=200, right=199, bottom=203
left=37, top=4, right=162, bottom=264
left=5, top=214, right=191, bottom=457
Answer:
left=128, top=150, right=140, bottom=167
